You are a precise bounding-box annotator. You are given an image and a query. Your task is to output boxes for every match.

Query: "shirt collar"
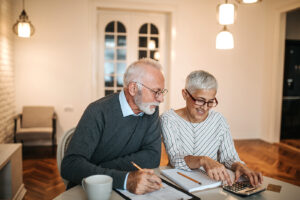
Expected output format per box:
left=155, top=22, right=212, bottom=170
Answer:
left=119, top=90, right=144, bottom=117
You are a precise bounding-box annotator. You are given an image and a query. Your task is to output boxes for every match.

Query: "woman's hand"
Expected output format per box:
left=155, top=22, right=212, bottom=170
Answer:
left=232, top=162, right=263, bottom=186
left=184, top=155, right=232, bottom=185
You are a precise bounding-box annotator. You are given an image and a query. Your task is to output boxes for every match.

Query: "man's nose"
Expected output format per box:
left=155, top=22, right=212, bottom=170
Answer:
left=156, top=93, right=164, bottom=103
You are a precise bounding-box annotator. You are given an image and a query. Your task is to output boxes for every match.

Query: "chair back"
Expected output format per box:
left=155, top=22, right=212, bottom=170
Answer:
left=57, top=127, right=75, bottom=187
left=160, top=141, right=169, bottom=166
left=22, top=106, right=54, bottom=128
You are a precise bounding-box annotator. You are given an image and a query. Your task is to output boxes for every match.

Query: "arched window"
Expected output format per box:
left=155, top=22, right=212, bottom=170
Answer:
left=138, top=23, right=160, bottom=61
left=104, top=21, right=127, bottom=96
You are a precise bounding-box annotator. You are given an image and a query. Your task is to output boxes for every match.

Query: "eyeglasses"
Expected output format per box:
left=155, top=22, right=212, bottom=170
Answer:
left=185, top=89, right=218, bottom=107
left=135, top=82, right=168, bottom=99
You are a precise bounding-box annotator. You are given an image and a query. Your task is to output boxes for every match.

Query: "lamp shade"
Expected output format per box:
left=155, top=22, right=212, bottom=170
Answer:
left=217, top=3, right=236, bottom=25
left=12, top=10, right=35, bottom=38
left=216, top=27, right=234, bottom=49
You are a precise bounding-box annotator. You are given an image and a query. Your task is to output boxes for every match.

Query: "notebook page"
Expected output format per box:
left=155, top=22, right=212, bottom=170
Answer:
left=161, top=168, right=222, bottom=192
left=117, top=182, right=192, bottom=200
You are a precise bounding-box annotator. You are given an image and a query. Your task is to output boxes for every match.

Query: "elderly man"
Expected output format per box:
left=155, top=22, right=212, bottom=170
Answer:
left=61, top=58, right=168, bottom=194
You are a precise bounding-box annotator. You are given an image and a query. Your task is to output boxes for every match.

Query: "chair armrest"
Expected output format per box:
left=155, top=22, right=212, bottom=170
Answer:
left=52, top=112, right=57, bottom=144
left=14, top=114, right=22, bottom=126
left=52, top=112, right=57, bottom=120
left=14, top=114, right=22, bottom=121
left=14, top=114, right=22, bottom=143
left=52, top=112, right=57, bottom=128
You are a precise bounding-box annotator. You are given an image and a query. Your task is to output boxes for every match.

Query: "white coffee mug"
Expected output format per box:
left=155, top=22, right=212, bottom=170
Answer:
left=82, top=175, right=113, bottom=200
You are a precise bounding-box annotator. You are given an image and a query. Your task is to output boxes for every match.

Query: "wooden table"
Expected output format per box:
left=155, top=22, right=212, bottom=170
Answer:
left=0, top=143, right=26, bottom=200
left=54, top=167, right=300, bottom=200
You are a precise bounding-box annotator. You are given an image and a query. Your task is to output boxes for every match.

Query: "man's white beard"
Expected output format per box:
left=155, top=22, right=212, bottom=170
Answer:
left=138, top=102, right=159, bottom=115
left=134, top=90, right=159, bottom=115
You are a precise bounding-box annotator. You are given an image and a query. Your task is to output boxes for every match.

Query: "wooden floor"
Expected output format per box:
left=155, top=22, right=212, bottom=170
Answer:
left=22, top=139, right=300, bottom=200
left=234, top=140, right=300, bottom=187
left=281, top=139, right=300, bottom=150
left=22, top=146, right=65, bottom=200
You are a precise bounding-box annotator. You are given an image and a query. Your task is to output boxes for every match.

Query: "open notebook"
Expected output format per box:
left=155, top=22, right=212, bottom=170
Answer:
left=161, top=168, right=237, bottom=193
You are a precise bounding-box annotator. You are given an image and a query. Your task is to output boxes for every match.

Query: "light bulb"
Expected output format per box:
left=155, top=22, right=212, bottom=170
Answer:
left=18, top=22, right=31, bottom=38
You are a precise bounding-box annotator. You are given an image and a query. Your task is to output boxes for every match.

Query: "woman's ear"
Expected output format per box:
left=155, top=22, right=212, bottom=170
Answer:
left=182, top=89, right=187, bottom=100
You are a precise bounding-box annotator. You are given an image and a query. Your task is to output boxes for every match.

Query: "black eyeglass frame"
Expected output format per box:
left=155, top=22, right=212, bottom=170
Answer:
left=185, top=89, right=218, bottom=107
left=134, top=82, right=168, bottom=99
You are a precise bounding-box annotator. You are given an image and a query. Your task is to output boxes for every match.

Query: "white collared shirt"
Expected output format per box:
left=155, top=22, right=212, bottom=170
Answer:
left=119, top=90, right=144, bottom=117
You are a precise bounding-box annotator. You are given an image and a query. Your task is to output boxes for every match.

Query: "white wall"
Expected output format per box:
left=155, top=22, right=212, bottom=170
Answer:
left=168, top=0, right=266, bottom=139
left=13, top=0, right=92, bottom=141
left=12, top=0, right=293, bottom=142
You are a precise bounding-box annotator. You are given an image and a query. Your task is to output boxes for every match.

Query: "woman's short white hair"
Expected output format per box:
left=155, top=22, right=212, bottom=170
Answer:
left=123, top=58, right=162, bottom=87
left=185, top=70, right=218, bottom=93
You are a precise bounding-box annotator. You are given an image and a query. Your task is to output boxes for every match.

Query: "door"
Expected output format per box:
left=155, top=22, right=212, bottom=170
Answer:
left=97, top=9, right=169, bottom=112
left=280, top=40, right=300, bottom=139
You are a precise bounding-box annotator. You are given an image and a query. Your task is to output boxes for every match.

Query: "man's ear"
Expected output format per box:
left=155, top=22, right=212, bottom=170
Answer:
left=182, top=89, right=187, bottom=100
left=128, top=82, right=137, bottom=96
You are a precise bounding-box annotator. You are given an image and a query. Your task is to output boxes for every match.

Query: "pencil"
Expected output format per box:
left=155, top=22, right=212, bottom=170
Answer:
left=177, top=172, right=202, bottom=185
left=131, top=162, right=163, bottom=187
left=131, top=162, right=142, bottom=170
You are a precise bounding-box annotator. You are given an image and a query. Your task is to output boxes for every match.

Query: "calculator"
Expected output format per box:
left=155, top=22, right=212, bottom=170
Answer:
left=223, top=181, right=266, bottom=196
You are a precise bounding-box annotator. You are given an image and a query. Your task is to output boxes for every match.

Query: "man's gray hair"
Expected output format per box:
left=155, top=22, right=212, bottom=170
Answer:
left=123, top=58, right=162, bottom=87
left=185, top=70, right=218, bottom=93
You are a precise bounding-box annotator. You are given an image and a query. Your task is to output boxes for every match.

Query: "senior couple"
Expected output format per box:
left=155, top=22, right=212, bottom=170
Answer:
left=61, top=58, right=263, bottom=195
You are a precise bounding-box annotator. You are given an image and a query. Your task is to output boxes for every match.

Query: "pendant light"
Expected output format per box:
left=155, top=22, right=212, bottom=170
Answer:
left=236, top=0, right=262, bottom=4
left=12, top=0, right=35, bottom=38
left=217, top=0, right=237, bottom=25
left=216, top=26, right=234, bottom=49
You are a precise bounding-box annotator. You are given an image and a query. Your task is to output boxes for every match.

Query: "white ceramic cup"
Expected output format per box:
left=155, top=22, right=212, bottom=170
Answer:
left=82, top=175, right=113, bottom=200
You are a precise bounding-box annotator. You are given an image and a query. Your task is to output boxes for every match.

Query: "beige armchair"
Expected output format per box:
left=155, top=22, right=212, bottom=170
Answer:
left=14, top=106, right=57, bottom=152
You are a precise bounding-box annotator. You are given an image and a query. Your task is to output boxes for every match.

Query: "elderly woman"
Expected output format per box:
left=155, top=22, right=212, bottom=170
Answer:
left=161, top=70, right=263, bottom=186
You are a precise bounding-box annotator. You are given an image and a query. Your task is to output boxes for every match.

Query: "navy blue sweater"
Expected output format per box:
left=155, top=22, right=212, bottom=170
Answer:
left=61, top=93, right=161, bottom=189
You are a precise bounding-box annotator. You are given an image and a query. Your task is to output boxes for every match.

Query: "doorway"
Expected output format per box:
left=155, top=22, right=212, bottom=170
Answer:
left=281, top=40, right=300, bottom=140
left=280, top=8, right=300, bottom=148
left=96, top=9, right=170, bottom=112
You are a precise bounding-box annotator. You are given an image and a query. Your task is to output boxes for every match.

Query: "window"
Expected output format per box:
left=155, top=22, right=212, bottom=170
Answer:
left=138, top=23, right=160, bottom=60
left=104, top=21, right=127, bottom=96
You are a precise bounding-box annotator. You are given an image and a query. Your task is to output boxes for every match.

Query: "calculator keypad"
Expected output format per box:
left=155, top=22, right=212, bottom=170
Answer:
left=223, top=181, right=253, bottom=192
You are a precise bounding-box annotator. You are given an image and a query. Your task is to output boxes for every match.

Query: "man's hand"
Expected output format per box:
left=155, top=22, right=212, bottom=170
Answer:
left=232, top=162, right=263, bottom=186
left=184, top=155, right=232, bottom=185
left=126, top=169, right=162, bottom=194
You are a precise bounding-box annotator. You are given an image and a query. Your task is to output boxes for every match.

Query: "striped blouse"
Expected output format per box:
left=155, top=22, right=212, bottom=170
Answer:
left=160, top=109, right=243, bottom=171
